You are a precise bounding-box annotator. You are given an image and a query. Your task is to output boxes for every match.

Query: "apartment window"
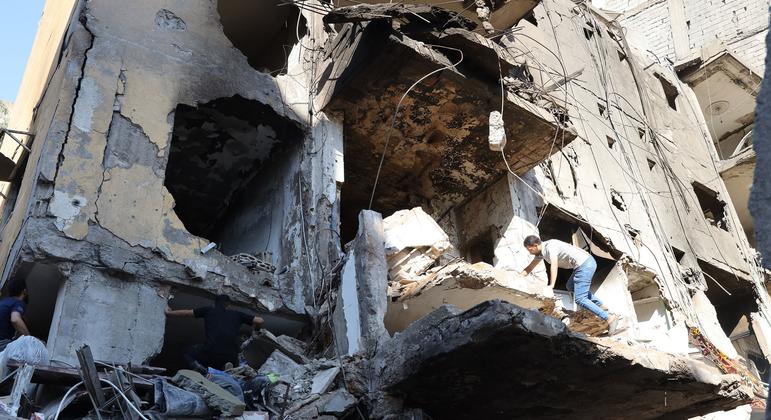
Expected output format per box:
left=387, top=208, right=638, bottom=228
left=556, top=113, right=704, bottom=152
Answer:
left=655, top=73, right=679, bottom=110
left=692, top=182, right=728, bottom=231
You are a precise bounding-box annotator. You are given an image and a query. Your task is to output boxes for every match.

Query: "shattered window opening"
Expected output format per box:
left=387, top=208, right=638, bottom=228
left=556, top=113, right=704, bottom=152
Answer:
left=610, top=189, right=627, bottom=211
left=165, top=96, right=303, bottom=242
left=692, top=182, right=729, bottom=231
left=607, top=135, right=616, bottom=150
left=671, top=246, right=685, bottom=263
left=655, top=73, right=679, bottom=111
left=583, top=27, right=594, bottom=40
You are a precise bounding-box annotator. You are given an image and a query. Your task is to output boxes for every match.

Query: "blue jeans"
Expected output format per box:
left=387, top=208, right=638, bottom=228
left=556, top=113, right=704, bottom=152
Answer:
left=566, top=256, right=608, bottom=320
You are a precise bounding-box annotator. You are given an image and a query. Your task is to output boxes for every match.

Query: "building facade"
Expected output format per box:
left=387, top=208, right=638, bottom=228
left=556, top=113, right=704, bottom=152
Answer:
left=0, top=0, right=768, bottom=418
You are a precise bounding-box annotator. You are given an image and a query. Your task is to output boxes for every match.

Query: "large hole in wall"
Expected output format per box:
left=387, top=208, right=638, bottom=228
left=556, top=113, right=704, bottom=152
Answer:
left=692, top=182, right=729, bottom=231
left=699, top=260, right=758, bottom=334
left=4, top=262, right=64, bottom=342
left=151, top=288, right=306, bottom=374
left=165, top=96, right=304, bottom=261
left=698, top=260, right=768, bottom=379
left=536, top=207, right=618, bottom=292
left=218, top=0, right=307, bottom=75
left=655, top=73, right=679, bottom=111
left=627, top=266, right=669, bottom=342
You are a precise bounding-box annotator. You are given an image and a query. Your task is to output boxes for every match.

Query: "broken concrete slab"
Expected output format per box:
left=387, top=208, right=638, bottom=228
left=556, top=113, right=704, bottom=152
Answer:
left=320, top=389, right=357, bottom=415
left=236, top=412, right=269, bottom=420
left=310, top=367, right=340, bottom=395
left=384, top=261, right=553, bottom=333
left=172, top=369, right=246, bottom=417
left=242, top=329, right=309, bottom=368
left=332, top=210, right=389, bottom=355
left=323, top=3, right=476, bottom=31
left=383, top=207, right=451, bottom=255
left=319, top=22, right=576, bottom=215
left=46, top=264, right=166, bottom=366
left=374, top=300, right=752, bottom=419
left=285, top=388, right=358, bottom=419
left=383, top=207, right=453, bottom=285
left=332, top=0, right=539, bottom=34
left=257, top=350, right=307, bottom=383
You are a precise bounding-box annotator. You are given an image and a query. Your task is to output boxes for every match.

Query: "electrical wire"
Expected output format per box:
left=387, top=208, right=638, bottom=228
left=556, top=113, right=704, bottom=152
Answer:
left=53, top=381, right=84, bottom=420
left=368, top=44, right=464, bottom=209
left=99, top=379, right=149, bottom=420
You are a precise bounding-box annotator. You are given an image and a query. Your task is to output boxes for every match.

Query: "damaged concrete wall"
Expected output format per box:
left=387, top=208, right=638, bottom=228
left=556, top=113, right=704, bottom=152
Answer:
left=606, top=0, right=769, bottom=71
left=46, top=264, right=166, bottom=365
left=347, top=0, right=769, bottom=393
left=0, top=0, right=346, bottom=367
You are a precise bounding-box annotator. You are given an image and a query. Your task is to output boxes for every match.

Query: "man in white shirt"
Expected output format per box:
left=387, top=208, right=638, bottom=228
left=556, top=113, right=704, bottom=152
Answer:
left=520, top=235, right=619, bottom=331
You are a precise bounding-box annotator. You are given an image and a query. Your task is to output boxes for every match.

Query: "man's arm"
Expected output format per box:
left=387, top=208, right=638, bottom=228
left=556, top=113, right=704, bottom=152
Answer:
left=10, top=311, right=29, bottom=336
left=548, top=255, right=559, bottom=288
left=519, top=258, right=540, bottom=276
left=165, top=306, right=195, bottom=317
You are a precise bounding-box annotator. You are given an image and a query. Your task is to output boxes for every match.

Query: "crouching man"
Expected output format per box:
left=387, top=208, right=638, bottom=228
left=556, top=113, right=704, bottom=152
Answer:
left=165, top=294, right=264, bottom=373
left=520, top=235, right=620, bottom=333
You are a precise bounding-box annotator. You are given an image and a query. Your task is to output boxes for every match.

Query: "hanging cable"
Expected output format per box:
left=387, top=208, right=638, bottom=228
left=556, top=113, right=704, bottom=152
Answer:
left=368, top=45, right=464, bottom=209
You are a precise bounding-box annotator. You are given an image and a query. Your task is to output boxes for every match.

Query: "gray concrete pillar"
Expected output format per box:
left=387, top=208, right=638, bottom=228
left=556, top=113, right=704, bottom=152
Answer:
left=333, top=210, right=389, bottom=355
left=47, top=264, right=166, bottom=366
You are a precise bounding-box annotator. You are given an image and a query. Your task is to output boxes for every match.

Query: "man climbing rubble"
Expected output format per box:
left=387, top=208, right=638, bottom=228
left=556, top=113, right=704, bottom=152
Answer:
left=0, top=277, right=29, bottom=350
left=165, top=294, right=264, bottom=373
left=520, top=235, right=622, bottom=334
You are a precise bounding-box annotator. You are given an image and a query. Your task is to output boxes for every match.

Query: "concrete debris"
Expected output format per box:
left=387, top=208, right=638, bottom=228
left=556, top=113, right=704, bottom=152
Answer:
left=320, top=389, right=358, bottom=415
left=258, top=350, right=308, bottom=383
left=236, top=412, right=270, bottom=420
left=231, top=252, right=277, bottom=274
left=285, top=389, right=357, bottom=419
left=242, top=329, right=309, bottom=367
left=489, top=110, right=507, bottom=151
left=323, top=3, right=477, bottom=31
left=383, top=207, right=453, bottom=286
left=326, top=0, right=538, bottom=34
left=311, top=367, right=341, bottom=394
left=332, top=210, right=389, bottom=356
left=172, top=369, right=247, bottom=416
left=374, top=301, right=753, bottom=419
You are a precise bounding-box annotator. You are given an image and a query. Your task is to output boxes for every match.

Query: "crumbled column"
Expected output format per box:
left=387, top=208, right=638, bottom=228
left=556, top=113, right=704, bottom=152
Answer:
left=332, top=210, right=389, bottom=355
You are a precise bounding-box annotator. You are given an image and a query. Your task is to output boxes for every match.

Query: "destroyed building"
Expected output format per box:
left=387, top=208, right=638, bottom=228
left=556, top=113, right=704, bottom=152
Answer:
left=0, top=0, right=768, bottom=418
left=603, top=0, right=767, bottom=246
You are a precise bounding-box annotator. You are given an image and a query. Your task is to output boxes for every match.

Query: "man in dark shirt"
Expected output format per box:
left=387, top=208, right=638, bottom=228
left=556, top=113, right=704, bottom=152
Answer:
left=166, top=294, right=263, bottom=373
left=0, top=278, right=29, bottom=349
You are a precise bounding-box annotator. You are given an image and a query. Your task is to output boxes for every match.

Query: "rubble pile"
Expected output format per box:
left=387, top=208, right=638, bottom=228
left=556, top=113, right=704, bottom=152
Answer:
left=382, top=207, right=620, bottom=338
left=0, top=335, right=366, bottom=419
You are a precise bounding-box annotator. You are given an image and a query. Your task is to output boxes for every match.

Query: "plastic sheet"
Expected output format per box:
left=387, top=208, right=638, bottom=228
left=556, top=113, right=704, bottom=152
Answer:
left=0, top=336, right=49, bottom=378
